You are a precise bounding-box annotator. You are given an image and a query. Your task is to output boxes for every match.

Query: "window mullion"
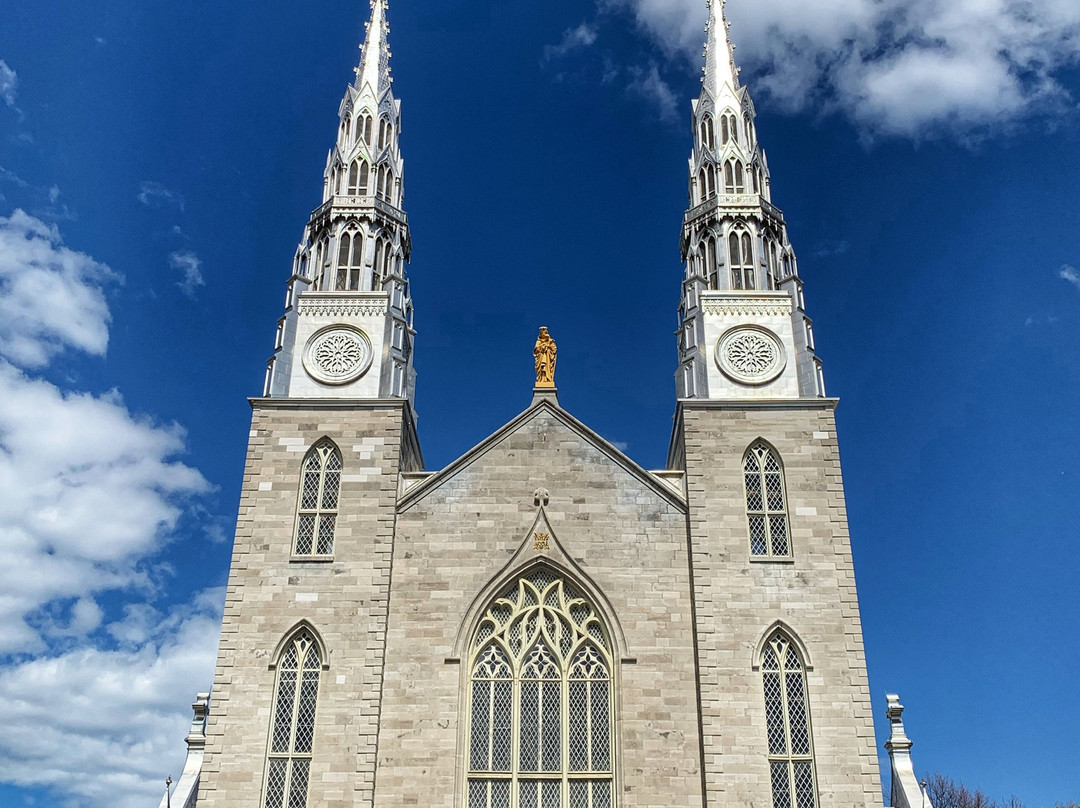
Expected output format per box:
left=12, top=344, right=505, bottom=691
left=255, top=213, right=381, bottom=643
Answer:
left=511, top=665, right=522, bottom=808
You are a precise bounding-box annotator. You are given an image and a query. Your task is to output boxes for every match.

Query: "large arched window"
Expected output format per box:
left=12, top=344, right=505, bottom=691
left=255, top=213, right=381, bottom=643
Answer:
left=294, top=439, right=341, bottom=556
left=466, top=568, right=615, bottom=808
left=336, top=232, right=364, bottom=291
left=762, top=631, right=816, bottom=808
left=729, top=230, right=755, bottom=290
left=263, top=629, right=322, bottom=808
left=744, top=442, right=789, bottom=558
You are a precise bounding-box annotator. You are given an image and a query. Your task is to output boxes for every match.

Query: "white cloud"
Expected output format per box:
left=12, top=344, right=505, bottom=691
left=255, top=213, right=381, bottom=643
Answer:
left=545, top=22, right=600, bottom=60
left=0, top=60, right=17, bottom=107
left=627, top=63, right=679, bottom=121
left=170, top=250, right=205, bottom=299
left=0, top=594, right=223, bottom=808
left=0, top=209, right=115, bottom=368
left=0, top=211, right=216, bottom=808
left=604, top=0, right=1080, bottom=137
left=0, top=363, right=210, bottom=653
left=137, top=181, right=185, bottom=212
left=1060, top=264, right=1080, bottom=292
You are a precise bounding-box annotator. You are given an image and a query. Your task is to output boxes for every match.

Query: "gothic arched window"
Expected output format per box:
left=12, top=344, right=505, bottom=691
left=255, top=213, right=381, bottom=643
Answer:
left=361, top=113, right=373, bottom=146
left=725, top=160, right=745, bottom=194
left=705, top=236, right=718, bottom=290
left=761, top=631, right=816, bottom=808
left=744, top=442, right=789, bottom=557
left=700, top=115, right=715, bottom=150
left=466, top=568, right=615, bottom=808
left=336, top=232, right=364, bottom=291
left=765, top=238, right=779, bottom=290
left=373, top=238, right=387, bottom=290
left=294, top=439, right=341, bottom=556
left=263, top=629, right=323, bottom=808
left=347, top=160, right=370, bottom=195
left=729, top=230, right=755, bottom=290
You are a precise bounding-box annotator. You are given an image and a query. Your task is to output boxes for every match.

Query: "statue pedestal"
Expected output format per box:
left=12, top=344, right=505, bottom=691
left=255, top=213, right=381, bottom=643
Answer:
left=531, top=386, right=560, bottom=407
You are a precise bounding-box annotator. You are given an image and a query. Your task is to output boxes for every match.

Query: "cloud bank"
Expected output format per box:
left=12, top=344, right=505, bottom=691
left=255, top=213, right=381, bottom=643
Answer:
left=605, top=0, right=1080, bottom=137
left=0, top=210, right=217, bottom=808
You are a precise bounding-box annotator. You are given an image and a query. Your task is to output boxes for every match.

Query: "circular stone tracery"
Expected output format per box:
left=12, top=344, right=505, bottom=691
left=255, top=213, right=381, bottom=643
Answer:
left=716, top=326, right=786, bottom=385
left=302, top=326, right=373, bottom=385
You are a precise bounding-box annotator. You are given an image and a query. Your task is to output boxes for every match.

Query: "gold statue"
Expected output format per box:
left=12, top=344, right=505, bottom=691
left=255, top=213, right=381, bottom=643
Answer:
left=534, top=327, right=557, bottom=388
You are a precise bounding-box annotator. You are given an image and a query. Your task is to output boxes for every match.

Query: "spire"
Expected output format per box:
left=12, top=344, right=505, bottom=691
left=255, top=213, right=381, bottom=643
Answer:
left=356, top=0, right=392, bottom=97
left=263, top=0, right=416, bottom=405
left=703, top=0, right=739, bottom=97
left=675, top=2, right=825, bottom=402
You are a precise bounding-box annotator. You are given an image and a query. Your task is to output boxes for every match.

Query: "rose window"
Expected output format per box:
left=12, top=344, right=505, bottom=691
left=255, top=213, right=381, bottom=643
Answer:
left=302, top=326, right=372, bottom=385
left=716, top=326, right=786, bottom=385
left=726, top=332, right=775, bottom=374
left=314, top=333, right=364, bottom=377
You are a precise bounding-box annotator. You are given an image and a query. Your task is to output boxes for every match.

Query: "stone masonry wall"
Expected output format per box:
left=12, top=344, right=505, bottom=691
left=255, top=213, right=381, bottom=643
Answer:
left=375, top=406, right=704, bottom=808
left=679, top=402, right=882, bottom=808
left=198, top=401, right=410, bottom=808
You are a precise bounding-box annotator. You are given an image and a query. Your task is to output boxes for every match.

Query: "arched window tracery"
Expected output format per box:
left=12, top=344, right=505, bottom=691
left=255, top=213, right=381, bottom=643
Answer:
left=705, top=236, right=718, bottom=290
left=700, top=115, right=715, bottom=150
left=336, top=232, right=364, bottom=291
left=294, top=439, right=341, bottom=556
left=346, top=160, right=370, bottom=196
left=761, top=631, right=816, bottom=808
left=466, top=568, right=615, bottom=808
left=729, top=229, right=755, bottom=290
left=263, top=629, right=323, bottom=808
left=744, top=442, right=789, bottom=557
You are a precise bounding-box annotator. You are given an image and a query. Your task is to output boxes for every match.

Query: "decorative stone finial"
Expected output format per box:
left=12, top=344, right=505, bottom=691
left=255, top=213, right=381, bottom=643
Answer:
left=534, top=327, right=557, bottom=388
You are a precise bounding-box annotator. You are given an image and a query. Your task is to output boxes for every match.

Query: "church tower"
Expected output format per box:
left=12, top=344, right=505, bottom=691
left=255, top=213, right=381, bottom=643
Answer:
left=195, top=3, right=422, bottom=806
left=669, top=2, right=883, bottom=806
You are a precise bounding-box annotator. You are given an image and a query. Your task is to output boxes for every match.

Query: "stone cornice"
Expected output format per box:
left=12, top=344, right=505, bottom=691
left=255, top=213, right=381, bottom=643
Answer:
left=700, top=292, right=793, bottom=318
left=298, top=292, right=389, bottom=318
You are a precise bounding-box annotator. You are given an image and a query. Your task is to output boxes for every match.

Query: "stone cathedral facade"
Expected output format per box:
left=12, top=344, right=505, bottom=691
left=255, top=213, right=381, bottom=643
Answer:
left=159, top=3, right=933, bottom=808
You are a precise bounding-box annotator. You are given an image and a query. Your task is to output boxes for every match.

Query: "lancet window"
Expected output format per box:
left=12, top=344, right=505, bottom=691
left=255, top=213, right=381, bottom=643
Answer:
left=346, top=160, right=370, bottom=195
left=294, top=439, right=341, bottom=556
left=466, top=568, right=615, bottom=808
left=373, top=238, right=388, bottom=290
left=724, top=160, right=746, bottom=194
left=720, top=112, right=738, bottom=145
left=263, top=629, right=322, bottom=808
left=761, top=631, right=816, bottom=808
left=729, top=230, right=755, bottom=290
left=361, top=113, right=373, bottom=146
left=336, top=232, right=364, bottom=291
left=744, top=442, right=789, bottom=558
left=700, top=115, right=715, bottom=150
left=765, top=238, right=779, bottom=290
left=704, top=236, right=718, bottom=290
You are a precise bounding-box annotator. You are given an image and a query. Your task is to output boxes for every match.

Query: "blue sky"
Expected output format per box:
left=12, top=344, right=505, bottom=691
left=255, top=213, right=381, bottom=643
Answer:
left=0, top=1, right=1078, bottom=806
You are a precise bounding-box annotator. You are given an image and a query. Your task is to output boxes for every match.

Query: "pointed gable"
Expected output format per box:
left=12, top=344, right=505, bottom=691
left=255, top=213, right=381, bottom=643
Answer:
left=398, top=399, right=686, bottom=513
